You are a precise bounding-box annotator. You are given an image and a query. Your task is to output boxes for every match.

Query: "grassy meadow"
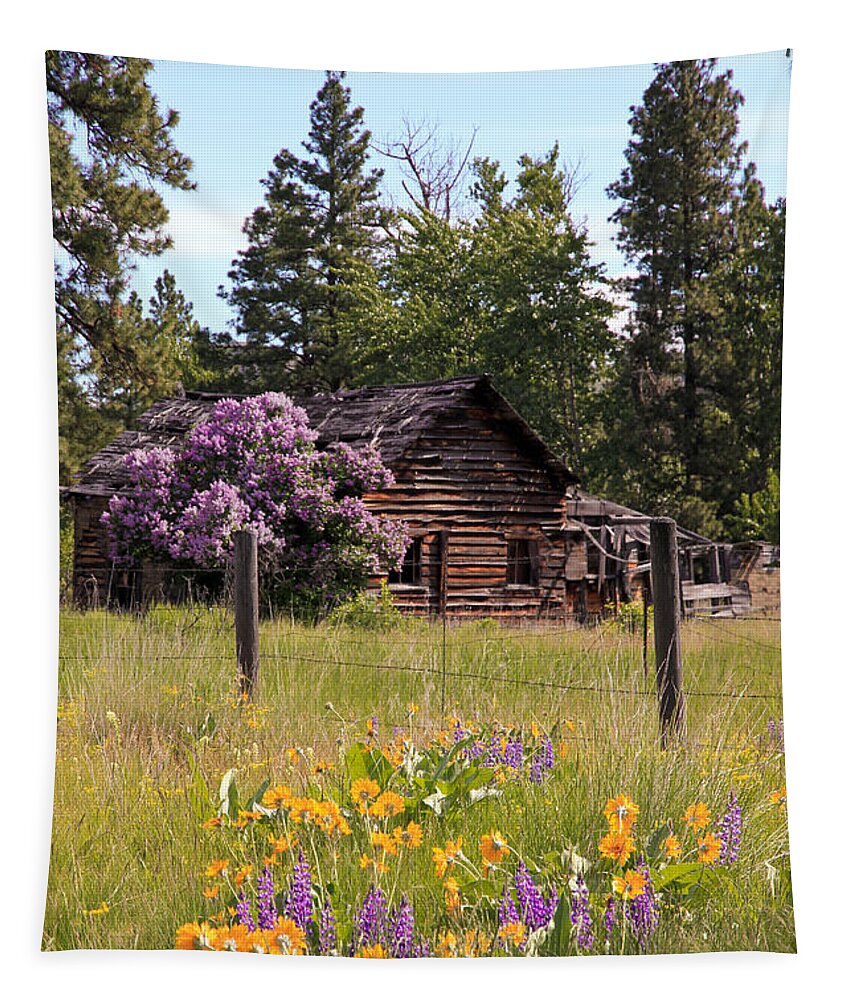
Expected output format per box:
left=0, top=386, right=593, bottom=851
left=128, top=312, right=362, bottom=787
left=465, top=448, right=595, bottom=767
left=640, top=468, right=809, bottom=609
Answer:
left=45, top=607, right=792, bottom=956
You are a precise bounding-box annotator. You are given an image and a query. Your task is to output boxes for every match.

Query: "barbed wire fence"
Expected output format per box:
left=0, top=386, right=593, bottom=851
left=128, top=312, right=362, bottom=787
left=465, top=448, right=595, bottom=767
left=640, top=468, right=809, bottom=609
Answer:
left=58, top=538, right=784, bottom=756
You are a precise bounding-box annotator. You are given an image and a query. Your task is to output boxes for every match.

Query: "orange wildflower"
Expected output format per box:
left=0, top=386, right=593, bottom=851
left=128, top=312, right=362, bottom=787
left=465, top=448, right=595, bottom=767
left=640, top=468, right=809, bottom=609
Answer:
left=697, top=833, right=722, bottom=864
left=433, top=836, right=463, bottom=878
left=268, top=833, right=296, bottom=855
left=175, top=921, right=214, bottom=950
left=480, top=830, right=510, bottom=872
left=604, top=794, right=640, bottom=834
left=598, top=830, right=635, bottom=866
left=262, top=785, right=293, bottom=810
left=201, top=816, right=223, bottom=830
left=769, top=786, right=787, bottom=807
left=351, top=777, right=381, bottom=813
left=356, top=943, right=387, bottom=958
left=664, top=834, right=682, bottom=859
left=683, top=802, right=711, bottom=832
left=264, top=917, right=308, bottom=955
left=444, top=877, right=461, bottom=915
left=393, top=821, right=423, bottom=850
left=498, top=922, right=527, bottom=948
left=208, top=923, right=252, bottom=952
left=369, top=790, right=406, bottom=819
left=202, top=885, right=220, bottom=900
left=234, top=865, right=253, bottom=887
left=205, top=859, right=230, bottom=878
left=285, top=748, right=300, bottom=766
left=436, top=930, right=457, bottom=957
left=612, top=869, right=647, bottom=900
left=371, top=831, right=398, bottom=856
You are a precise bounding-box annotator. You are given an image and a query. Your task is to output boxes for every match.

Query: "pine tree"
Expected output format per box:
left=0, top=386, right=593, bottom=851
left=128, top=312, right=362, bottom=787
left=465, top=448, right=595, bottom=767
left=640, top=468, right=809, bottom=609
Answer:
left=221, top=71, right=389, bottom=393
left=47, top=51, right=196, bottom=481
left=606, top=59, right=748, bottom=532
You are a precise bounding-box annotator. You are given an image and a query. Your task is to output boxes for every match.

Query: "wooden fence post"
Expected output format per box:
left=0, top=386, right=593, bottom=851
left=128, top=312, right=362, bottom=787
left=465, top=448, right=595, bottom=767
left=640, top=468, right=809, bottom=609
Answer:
left=649, top=518, right=685, bottom=746
left=234, top=529, right=260, bottom=700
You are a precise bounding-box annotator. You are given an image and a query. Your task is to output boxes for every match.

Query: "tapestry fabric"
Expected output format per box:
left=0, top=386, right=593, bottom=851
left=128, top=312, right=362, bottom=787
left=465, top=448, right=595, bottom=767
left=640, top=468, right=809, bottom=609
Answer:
left=45, top=50, right=792, bottom=957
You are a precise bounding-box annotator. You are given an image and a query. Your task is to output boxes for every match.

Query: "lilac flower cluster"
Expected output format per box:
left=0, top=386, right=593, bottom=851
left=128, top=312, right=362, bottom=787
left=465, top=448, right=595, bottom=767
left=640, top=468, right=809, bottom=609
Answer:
left=514, top=861, right=558, bottom=930
left=716, top=790, right=742, bottom=865
left=569, top=876, right=595, bottom=950
left=101, top=393, right=410, bottom=608
left=284, top=850, right=314, bottom=932
left=626, top=863, right=660, bottom=950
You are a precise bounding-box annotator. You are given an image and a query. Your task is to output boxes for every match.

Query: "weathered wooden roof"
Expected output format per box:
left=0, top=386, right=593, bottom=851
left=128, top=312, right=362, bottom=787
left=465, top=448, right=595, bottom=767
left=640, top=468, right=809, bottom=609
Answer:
left=64, top=375, right=579, bottom=498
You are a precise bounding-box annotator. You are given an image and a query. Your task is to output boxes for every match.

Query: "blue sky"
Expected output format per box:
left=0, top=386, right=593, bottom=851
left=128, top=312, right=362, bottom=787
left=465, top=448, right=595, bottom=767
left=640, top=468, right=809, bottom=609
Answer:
left=132, top=51, right=791, bottom=334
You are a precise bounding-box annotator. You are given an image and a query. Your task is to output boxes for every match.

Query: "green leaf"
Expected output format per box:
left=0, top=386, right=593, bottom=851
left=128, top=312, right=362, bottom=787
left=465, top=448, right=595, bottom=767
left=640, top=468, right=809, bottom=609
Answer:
left=545, top=896, right=573, bottom=957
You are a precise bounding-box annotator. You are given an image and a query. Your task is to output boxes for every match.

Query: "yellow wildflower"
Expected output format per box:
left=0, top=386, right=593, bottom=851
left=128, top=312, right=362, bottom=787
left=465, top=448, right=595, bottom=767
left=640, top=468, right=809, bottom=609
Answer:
left=371, top=831, right=398, bottom=856
left=370, top=790, right=406, bottom=818
left=444, top=877, right=461, bottom=914
left=351, top=777, right=381, bottom=813
left=598, top=830, right=635, bottom=866
left=612, top=869, right=647, bottom=900
left=175, top=921, right=214, bottom=950
left=480, top=830, right=510, bottom=872
left=355, top=943, right=387, bottom=958
left=433, top=837, right=463, bottom=878
left=498, top=922, right=527, bottom=948
left=664, top=834, right=682, bottom=859
left=84, top=901, right=109, bottom=917
left=769, top=786, right=787, bottom=807
left=262, top=785, right=293, bottom=810
left=436, top=930, right=457, bottom=958
left=604, top=794, right=640, bottom=834
left=393, top=821, right=423, bottom=850
left=697, top=833, right=722, bottom=864
left=683, top=802, right=711, bottom=832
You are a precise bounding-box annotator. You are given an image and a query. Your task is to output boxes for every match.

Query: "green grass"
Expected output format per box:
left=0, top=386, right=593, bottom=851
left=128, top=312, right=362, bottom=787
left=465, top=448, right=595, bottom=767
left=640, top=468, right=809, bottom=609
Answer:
left=45, top=607, right=792, bottom=954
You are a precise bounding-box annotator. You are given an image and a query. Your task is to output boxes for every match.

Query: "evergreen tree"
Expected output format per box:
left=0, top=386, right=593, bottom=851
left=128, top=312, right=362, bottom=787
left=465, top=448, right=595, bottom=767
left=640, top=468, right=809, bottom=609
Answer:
left=47, top=51, right=196, bottom=481
left=221, top=71, right=389, bottom=393
left=605, top=59, right=757, bottom=534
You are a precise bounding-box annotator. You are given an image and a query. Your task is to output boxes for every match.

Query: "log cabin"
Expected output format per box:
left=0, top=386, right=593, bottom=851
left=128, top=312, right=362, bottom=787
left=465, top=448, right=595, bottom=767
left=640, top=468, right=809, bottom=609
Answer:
left=62, top=374, right=732, bottom=620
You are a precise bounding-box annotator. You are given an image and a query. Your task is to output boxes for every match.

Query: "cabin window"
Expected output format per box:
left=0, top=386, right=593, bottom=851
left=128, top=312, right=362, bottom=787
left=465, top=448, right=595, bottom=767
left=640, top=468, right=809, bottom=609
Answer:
left=506, top=538, right=535, bottom=586
left=388, top=537, right=423, bottom=585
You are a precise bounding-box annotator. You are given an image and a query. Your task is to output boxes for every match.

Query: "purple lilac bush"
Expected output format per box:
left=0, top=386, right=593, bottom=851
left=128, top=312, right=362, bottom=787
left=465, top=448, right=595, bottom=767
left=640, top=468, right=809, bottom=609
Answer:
left=101, top=393, right=409, bottom=612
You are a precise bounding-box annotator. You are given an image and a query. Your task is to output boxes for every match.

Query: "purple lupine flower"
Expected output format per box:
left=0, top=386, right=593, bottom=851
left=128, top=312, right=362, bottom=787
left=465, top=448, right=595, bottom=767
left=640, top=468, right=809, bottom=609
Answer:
left=569, top=876, right=595, bottom=951
left=389, top=895, right=416, bottom=957
left=603, top=895, right=618, bottom=947
left=467, top=738, right=486, bottom=760
left=626, top=863, right=660, bottom=950
left=256, top=866, right=278, bottom=931
left=514, top=861, right=558, bottom=930
left=498, top=883, right=520, bottom=927
left=412, top=941, right=431, bottom=957
left=504, top=734, right=524, bottom=771
left=541, top=734, right=555, bottom=770
left=717, top=790, right=742, bottom=865
left=285, top=850, right=314, bottom=932
left=452, top=719, right=466, bottom=743
left=319, top=898, right=337, bottom=955
left=484, top=733, right=504, bottom=766
left=354, top=884, right=388, bottom=950
left=236, top=890, right=255, bottom=932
